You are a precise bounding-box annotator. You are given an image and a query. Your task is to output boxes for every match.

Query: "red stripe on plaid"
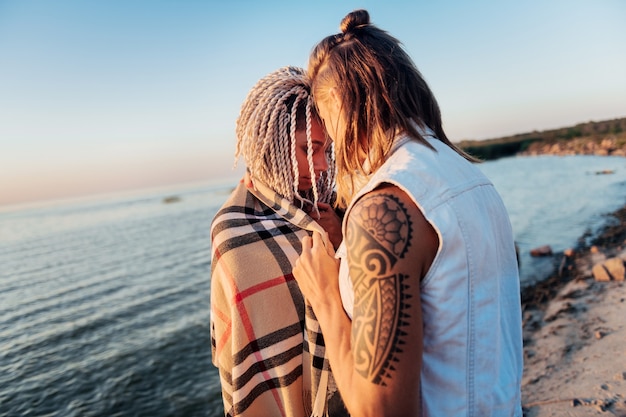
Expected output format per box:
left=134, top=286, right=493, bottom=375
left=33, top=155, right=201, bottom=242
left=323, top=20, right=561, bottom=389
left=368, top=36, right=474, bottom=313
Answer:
left=212, top=248, right=232, bottom=357
left=236, top=274, right=293, bottom=302
left=219, top=249, right=289, bottom=417
left=213, top=305, right=232, bottom=358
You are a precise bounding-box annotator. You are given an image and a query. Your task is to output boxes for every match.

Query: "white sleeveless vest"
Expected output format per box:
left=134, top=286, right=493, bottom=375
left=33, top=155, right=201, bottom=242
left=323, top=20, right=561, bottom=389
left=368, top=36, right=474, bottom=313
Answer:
left=337, top=129, right=523, bottom=416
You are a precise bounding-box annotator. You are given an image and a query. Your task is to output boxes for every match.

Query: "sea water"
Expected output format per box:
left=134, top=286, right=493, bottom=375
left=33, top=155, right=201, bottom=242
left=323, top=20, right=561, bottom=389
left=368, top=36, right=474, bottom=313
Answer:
left=481, top=155, right=626, bottom=287
left=1, top=155, right=625, bottom=416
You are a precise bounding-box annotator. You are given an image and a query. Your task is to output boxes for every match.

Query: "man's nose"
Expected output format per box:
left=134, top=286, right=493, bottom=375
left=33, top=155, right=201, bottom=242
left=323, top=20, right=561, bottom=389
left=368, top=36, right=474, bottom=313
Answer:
left=314, top=154, right=329, bottom=172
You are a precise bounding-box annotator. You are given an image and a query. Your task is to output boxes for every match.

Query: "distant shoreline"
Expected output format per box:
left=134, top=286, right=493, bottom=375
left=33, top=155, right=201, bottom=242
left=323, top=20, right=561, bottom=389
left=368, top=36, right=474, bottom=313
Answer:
left=458, top=116, right=626, bottom=161
left=0, top=176, right=242, bottom=215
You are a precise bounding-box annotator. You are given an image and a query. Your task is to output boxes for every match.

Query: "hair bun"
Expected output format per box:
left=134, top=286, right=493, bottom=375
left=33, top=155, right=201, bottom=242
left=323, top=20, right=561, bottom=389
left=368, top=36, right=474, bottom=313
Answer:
left=340, top=9, right=370, bottom=33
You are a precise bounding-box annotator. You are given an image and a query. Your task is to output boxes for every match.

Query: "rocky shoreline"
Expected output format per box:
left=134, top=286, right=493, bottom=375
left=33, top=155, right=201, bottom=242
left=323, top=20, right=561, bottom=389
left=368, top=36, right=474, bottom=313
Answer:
left=458, top=117, right=626, bottom=161
left=520, top=135, right=626, bottom=158
left=521, top=204, right=626, bottom=415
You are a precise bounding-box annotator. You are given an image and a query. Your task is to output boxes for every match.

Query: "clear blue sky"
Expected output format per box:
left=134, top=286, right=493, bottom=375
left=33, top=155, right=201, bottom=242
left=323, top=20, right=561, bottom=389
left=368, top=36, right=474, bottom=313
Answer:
left=1, top=0, right=625, bottom=207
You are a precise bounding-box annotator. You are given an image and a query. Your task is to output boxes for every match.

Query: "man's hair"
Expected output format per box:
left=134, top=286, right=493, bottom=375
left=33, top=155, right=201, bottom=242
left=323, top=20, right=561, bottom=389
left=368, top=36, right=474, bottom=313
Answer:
left=309, top=9, right=478, bottom=207
left=235, top=66, right=335, bottom=207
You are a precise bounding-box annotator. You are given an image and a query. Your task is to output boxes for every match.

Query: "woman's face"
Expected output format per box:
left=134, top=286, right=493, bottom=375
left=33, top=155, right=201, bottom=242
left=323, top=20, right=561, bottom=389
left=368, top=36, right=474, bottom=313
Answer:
left=295, top=117, right=330, bottom=192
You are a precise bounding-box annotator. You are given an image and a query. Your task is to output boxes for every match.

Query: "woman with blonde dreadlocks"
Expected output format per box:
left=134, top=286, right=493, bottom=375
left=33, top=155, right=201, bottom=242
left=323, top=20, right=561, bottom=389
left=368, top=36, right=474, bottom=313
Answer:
left=210, top=67, right=348, bottom=417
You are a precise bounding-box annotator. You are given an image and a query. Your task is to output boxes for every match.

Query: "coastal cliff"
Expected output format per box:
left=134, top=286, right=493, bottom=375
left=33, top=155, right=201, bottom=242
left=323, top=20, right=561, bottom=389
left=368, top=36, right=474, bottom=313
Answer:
left=458, top=117, right=626, bottom=160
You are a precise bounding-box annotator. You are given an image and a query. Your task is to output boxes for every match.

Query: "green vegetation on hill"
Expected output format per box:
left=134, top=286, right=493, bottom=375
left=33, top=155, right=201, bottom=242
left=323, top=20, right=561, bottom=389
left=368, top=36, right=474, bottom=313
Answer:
left=458, top=117, right=626, bottom=160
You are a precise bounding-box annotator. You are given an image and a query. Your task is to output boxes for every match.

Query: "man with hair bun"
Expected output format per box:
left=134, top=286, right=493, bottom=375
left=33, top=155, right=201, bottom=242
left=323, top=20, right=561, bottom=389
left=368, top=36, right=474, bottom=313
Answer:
left=294, top=9, right=523, bottom=417
left=210, top=66, right=348, bottom=417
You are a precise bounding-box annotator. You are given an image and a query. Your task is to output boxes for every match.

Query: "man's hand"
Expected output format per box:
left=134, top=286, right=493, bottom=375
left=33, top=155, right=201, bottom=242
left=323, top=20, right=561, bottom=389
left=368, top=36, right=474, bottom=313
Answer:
left=312, top=202, right=343, bottom=250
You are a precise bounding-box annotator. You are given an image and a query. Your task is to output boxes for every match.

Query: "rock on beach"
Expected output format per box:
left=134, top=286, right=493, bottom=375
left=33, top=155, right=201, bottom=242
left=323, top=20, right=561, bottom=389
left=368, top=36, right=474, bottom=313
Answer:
left=521, top=205, right=626, bottom=416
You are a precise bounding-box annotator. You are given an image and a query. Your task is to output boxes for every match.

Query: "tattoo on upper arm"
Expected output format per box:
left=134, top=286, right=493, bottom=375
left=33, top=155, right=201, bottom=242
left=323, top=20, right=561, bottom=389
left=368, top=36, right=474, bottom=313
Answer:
left=347, top=192, right=413, bottom=386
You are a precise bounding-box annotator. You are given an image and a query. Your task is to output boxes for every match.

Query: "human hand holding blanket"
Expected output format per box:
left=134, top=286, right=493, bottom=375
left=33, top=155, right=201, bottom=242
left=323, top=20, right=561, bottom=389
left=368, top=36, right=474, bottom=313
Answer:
left=294, top=232, right=341, bottom=311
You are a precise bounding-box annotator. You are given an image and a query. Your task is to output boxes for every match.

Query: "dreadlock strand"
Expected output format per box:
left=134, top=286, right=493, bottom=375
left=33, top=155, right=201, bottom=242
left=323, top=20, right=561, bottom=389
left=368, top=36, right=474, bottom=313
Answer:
left=289, top=93, right=303, bottom=205
left=304, top=97, right=321, bottom=217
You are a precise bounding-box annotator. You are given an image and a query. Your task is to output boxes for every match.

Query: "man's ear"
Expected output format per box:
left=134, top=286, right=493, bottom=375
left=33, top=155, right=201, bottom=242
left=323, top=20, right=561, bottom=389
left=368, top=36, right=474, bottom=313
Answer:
left=328, top=87, right=341, bottom=113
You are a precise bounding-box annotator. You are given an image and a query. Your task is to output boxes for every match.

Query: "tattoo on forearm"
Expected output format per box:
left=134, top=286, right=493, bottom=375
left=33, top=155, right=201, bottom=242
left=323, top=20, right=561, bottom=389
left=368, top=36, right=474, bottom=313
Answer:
left=347, top=193, right=413, bottom=385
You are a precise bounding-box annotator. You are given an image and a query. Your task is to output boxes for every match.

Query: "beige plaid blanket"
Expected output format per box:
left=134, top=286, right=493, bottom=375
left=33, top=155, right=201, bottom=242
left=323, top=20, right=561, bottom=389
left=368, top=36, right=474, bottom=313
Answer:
left=210, top=180, right=347, bottom=417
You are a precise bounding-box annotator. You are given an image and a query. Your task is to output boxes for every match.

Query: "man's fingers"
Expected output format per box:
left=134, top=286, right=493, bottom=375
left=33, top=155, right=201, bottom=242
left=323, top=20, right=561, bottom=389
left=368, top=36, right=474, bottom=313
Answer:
left=301, top=235, right=312, bottom=249
left=312, top=231, right=324, bottom=247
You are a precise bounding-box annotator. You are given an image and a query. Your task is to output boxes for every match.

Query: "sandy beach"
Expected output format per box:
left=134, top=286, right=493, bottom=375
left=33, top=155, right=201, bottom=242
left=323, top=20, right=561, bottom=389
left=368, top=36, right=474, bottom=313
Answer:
left=521, top=206, right=626, bottom=416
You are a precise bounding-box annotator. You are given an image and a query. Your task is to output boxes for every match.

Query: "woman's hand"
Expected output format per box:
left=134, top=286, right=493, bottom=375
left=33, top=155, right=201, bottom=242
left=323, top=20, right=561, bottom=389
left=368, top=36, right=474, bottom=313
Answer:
left=293, top=232, right=341, bottom=311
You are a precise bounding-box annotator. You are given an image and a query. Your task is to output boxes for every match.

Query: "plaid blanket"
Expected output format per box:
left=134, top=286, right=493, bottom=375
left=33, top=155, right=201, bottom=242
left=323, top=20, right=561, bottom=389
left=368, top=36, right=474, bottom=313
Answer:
left=210, top=181, right=346, bottom=417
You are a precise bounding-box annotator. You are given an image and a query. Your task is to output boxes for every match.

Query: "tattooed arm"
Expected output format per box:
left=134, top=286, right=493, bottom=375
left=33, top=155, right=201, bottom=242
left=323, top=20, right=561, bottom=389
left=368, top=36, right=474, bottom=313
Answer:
left=294, top=185, right=438, bottom=417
